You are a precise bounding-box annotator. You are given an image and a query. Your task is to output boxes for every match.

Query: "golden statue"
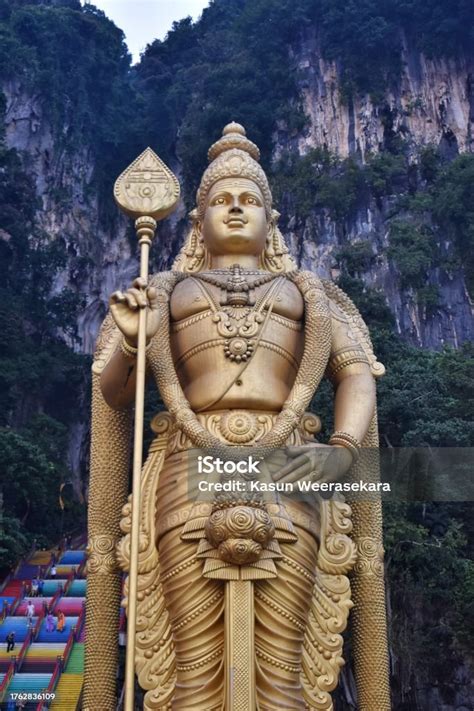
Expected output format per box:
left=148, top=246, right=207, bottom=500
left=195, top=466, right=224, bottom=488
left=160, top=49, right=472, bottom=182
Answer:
left=84, top=124, right=390, bottom=710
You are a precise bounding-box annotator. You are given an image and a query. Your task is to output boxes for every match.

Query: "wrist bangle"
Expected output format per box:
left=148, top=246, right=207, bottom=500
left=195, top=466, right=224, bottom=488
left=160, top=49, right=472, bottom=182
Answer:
left=329, top=431, right=362, bottom=461
left=120, top=338, right=151, bottom=359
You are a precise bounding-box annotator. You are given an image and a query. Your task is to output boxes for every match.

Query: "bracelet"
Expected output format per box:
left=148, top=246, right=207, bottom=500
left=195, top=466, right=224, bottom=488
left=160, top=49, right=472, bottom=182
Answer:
left=120, top=337, right=151, bottom=359
left=328, top=431, right=362, bottom=461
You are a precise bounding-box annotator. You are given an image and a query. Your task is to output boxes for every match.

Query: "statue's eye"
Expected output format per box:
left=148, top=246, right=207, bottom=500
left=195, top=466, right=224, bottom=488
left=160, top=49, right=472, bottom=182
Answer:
left=213, top=197, right=226, bottom=205
left=246, top=196, right=257, bottom=205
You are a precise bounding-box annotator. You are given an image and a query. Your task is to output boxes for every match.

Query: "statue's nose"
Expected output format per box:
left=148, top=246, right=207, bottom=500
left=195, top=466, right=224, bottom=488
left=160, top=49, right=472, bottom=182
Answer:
left=229, top=197, right=243, bottom=213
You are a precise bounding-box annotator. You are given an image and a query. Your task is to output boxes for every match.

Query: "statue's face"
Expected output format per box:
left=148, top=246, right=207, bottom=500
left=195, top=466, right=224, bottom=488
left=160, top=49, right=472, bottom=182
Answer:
left=202, top=178, right=268, bottom=256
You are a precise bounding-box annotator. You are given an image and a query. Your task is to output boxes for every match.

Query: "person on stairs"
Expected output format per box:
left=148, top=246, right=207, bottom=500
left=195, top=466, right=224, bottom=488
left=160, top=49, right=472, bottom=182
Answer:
left=25, top=600, right=35, bottom=628
left=6, top=631, right=15, bottom=653
left=45, top=612, right=55, bottom=633
left=56, top=609, right=65, bottom=633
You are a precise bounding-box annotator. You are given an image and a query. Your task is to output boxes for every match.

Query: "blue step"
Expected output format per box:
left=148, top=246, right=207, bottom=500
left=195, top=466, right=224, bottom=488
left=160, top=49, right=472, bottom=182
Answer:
left=36, top=616, right=78, bottom=642
left=7, top=672, right=52, bottom=694
left=16, top=564, right=40, bottom=580
left=0, top=596, right=15, bottom=609
left=66, top=580, right=86, bottom=596
left=59, top=550, right=85, bottom=564
left=41, top=579, right=67, bottom=596
left=0, top=617, right=30, bottom=643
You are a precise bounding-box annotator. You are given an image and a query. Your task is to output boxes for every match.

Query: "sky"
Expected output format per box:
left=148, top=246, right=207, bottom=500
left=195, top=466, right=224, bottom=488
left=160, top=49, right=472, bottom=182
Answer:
left=82, top=1, right=210, bottom=62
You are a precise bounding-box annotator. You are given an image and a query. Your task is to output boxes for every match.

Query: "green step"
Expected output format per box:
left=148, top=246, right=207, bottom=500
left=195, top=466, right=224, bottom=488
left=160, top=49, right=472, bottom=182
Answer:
left=65, top=643, right=84, bottom=673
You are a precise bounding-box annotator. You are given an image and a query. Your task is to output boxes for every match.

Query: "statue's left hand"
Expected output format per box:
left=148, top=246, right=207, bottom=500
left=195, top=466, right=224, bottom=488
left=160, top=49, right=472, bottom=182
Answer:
left=271, top=444, right=353, bottom=485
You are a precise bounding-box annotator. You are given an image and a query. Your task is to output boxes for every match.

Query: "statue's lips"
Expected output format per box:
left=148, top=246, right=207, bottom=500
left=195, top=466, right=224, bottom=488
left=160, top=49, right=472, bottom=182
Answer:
left=226, top=219, right=246, bottom=227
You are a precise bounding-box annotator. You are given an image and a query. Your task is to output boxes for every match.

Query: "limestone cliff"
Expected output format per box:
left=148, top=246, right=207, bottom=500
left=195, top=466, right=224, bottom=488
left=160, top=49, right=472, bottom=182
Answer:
left=291, top=31, right=473, bottom=160
left=4, top=33, right=473, bottom=355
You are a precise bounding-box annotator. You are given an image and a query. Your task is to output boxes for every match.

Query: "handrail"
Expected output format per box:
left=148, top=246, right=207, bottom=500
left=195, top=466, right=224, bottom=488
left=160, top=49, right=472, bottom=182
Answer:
left=0, top=659, right=16, bottom=703
left=62, top=627, right=75, bottom=669
left=0, top=571, right=13, bottom=595
left=75, top=604, right=85, bottom=642
left=35, top=656, right=62, bottom=711
left=60, top=569, right=76, bottom=598
left=1, top=600, right=10, bottom=621
left=76, top=558, right=87, bottom=578
left=16, top=629, right=32, bottom=671
left=32, top=609, right=45, bottom=640
left=43, top=560, right=53, bottom=580
left=9, top=583, right=25, bottom=616
left=49, top=584, right=64, bottom=613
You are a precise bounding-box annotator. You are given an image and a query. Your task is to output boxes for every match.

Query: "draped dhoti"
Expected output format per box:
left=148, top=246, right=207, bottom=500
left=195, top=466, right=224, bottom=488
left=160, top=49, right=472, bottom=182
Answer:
left=155, top=420, right=321, bottom=710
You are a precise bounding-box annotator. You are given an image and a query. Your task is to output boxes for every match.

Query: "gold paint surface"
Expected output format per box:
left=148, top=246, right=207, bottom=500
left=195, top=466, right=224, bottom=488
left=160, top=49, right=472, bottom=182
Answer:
left=114, top=147, right=180, bottom=221
left=85, top=124, right=390, bottom=710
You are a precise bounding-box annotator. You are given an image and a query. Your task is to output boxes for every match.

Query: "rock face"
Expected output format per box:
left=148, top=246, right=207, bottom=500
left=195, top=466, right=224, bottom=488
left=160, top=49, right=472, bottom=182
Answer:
left=289, top=30, right=474, bottom=160
left=273, top=31, right=474, bottom=349
left=281, top=200, right=473, bottom=349
left=3, top=34, right=473, bottom=354
left=4, top=79, right=137, bottom=354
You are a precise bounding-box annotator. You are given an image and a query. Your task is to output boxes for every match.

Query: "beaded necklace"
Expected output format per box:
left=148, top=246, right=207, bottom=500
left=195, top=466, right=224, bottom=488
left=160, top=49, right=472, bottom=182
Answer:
left=192, top=266, right=286, bottom=363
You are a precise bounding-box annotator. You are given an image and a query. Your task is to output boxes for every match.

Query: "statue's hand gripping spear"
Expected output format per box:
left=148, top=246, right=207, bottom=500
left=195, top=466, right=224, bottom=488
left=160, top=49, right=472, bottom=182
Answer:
left=113, top=148, right=180, bottom=711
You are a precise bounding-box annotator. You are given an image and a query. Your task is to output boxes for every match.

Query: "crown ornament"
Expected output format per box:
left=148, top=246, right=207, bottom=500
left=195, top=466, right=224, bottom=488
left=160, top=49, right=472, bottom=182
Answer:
left=196, top=122, right=272, bottom=217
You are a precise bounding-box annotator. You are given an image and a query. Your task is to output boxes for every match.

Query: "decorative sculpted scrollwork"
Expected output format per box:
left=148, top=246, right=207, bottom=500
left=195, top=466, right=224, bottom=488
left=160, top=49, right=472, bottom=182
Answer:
left=86, top=535, right=117, bottom=575
left=117, top=413, right=177, bottom=711
left=301, top=499, right=356, bottom=710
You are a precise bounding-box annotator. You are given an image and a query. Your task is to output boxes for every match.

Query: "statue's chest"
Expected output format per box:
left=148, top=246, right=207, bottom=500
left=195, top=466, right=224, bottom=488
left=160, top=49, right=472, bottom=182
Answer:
left=169, top=277, right=304, bottom=373
left=170, top=278, right=304, bottom=322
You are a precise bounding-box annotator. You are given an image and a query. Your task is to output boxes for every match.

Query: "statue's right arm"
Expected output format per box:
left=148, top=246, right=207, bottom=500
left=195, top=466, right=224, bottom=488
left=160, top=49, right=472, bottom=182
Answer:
left=99, top=278, right=161, bottom=410
left=100, top=348, right=139, bottom=410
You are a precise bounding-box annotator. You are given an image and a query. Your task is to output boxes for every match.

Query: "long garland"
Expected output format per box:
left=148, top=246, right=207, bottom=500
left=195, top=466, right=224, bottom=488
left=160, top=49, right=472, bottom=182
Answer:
left=147, top=269, right=331, bottom=457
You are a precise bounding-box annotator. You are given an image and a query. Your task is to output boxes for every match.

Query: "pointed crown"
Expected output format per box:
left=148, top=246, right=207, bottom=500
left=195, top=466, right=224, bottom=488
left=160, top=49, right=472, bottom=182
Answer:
left=196, top=123, right=273, bottom=217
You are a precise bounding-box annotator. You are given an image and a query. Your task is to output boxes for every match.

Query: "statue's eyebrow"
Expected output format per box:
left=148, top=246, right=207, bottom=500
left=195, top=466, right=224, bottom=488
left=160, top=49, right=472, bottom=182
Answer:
left=208, top=188, right=263, bottom=205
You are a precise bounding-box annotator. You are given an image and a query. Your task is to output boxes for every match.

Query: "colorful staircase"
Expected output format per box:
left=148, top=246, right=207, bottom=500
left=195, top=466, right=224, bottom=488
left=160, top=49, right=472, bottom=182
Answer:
left=50, top=643, right=84, bottom=710
left=0, top=541, right=87, bottom=709
left=22, top=643, right=66, bottom=673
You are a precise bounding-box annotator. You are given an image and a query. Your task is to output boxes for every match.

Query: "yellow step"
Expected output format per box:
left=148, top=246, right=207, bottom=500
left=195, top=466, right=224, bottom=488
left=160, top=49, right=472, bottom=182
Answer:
left=50, top=673, right=83, bottom=711
left=29, top=550, right=54, bottom=564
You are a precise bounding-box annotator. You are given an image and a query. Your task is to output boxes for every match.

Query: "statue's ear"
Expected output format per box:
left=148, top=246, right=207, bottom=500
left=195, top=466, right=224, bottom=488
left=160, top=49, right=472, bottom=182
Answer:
left=271, top=209, right=281, bottom=225
left=262, top=210, right=297, bottom=273
left=173, top=208, right=208, bottom=272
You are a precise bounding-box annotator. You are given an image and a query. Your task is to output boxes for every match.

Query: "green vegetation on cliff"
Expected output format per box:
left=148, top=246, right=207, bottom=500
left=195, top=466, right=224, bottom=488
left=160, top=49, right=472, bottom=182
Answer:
left=0, top=91, right=87, bottom=556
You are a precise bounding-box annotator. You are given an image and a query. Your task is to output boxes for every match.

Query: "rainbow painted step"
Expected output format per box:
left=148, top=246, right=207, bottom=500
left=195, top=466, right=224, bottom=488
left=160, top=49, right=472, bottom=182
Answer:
left=0, top=616, right=31, bottom=643
left=50, top=643, right=84, bottom=709
left=21, top=643, right=67, bottom=673
left=55, top=598, right=84, bottom=616
left=58, top=551, right=86, bottom=565
left=36, top=617, right=78, bottom=643
left=6, top=672, right=52, bottom=694
left=65, top=580, right=86, bottom=596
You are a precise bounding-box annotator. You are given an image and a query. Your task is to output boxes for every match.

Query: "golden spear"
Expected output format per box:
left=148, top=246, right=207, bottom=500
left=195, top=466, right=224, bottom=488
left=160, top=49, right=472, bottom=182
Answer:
left=114, top=148, right=180, bottom=711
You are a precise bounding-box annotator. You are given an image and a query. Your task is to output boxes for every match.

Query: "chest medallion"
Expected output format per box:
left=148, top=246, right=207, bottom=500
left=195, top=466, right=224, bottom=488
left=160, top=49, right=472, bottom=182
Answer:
left=192, top=265, right=285, bottom=363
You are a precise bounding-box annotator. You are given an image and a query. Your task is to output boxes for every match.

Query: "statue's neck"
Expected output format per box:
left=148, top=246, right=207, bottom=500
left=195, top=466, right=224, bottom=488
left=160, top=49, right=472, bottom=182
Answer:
left=209, top=254, right=261, bottom=270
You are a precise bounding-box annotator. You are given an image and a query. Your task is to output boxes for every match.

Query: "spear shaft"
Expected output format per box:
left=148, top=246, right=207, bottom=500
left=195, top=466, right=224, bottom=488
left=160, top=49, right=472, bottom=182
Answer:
left=124, top=218, right=154, bottom=711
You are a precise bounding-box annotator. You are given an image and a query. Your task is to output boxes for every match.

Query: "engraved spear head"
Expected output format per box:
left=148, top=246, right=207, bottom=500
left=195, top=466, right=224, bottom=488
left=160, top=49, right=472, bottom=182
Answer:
left=113, top=147, right=180, bottom=221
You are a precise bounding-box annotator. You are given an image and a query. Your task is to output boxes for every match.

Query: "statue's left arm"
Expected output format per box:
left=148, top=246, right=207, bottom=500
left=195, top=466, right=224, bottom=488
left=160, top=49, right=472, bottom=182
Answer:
left=327, top=300, right=376, bottom=445
left=275, top=298, right=376, bottom=483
